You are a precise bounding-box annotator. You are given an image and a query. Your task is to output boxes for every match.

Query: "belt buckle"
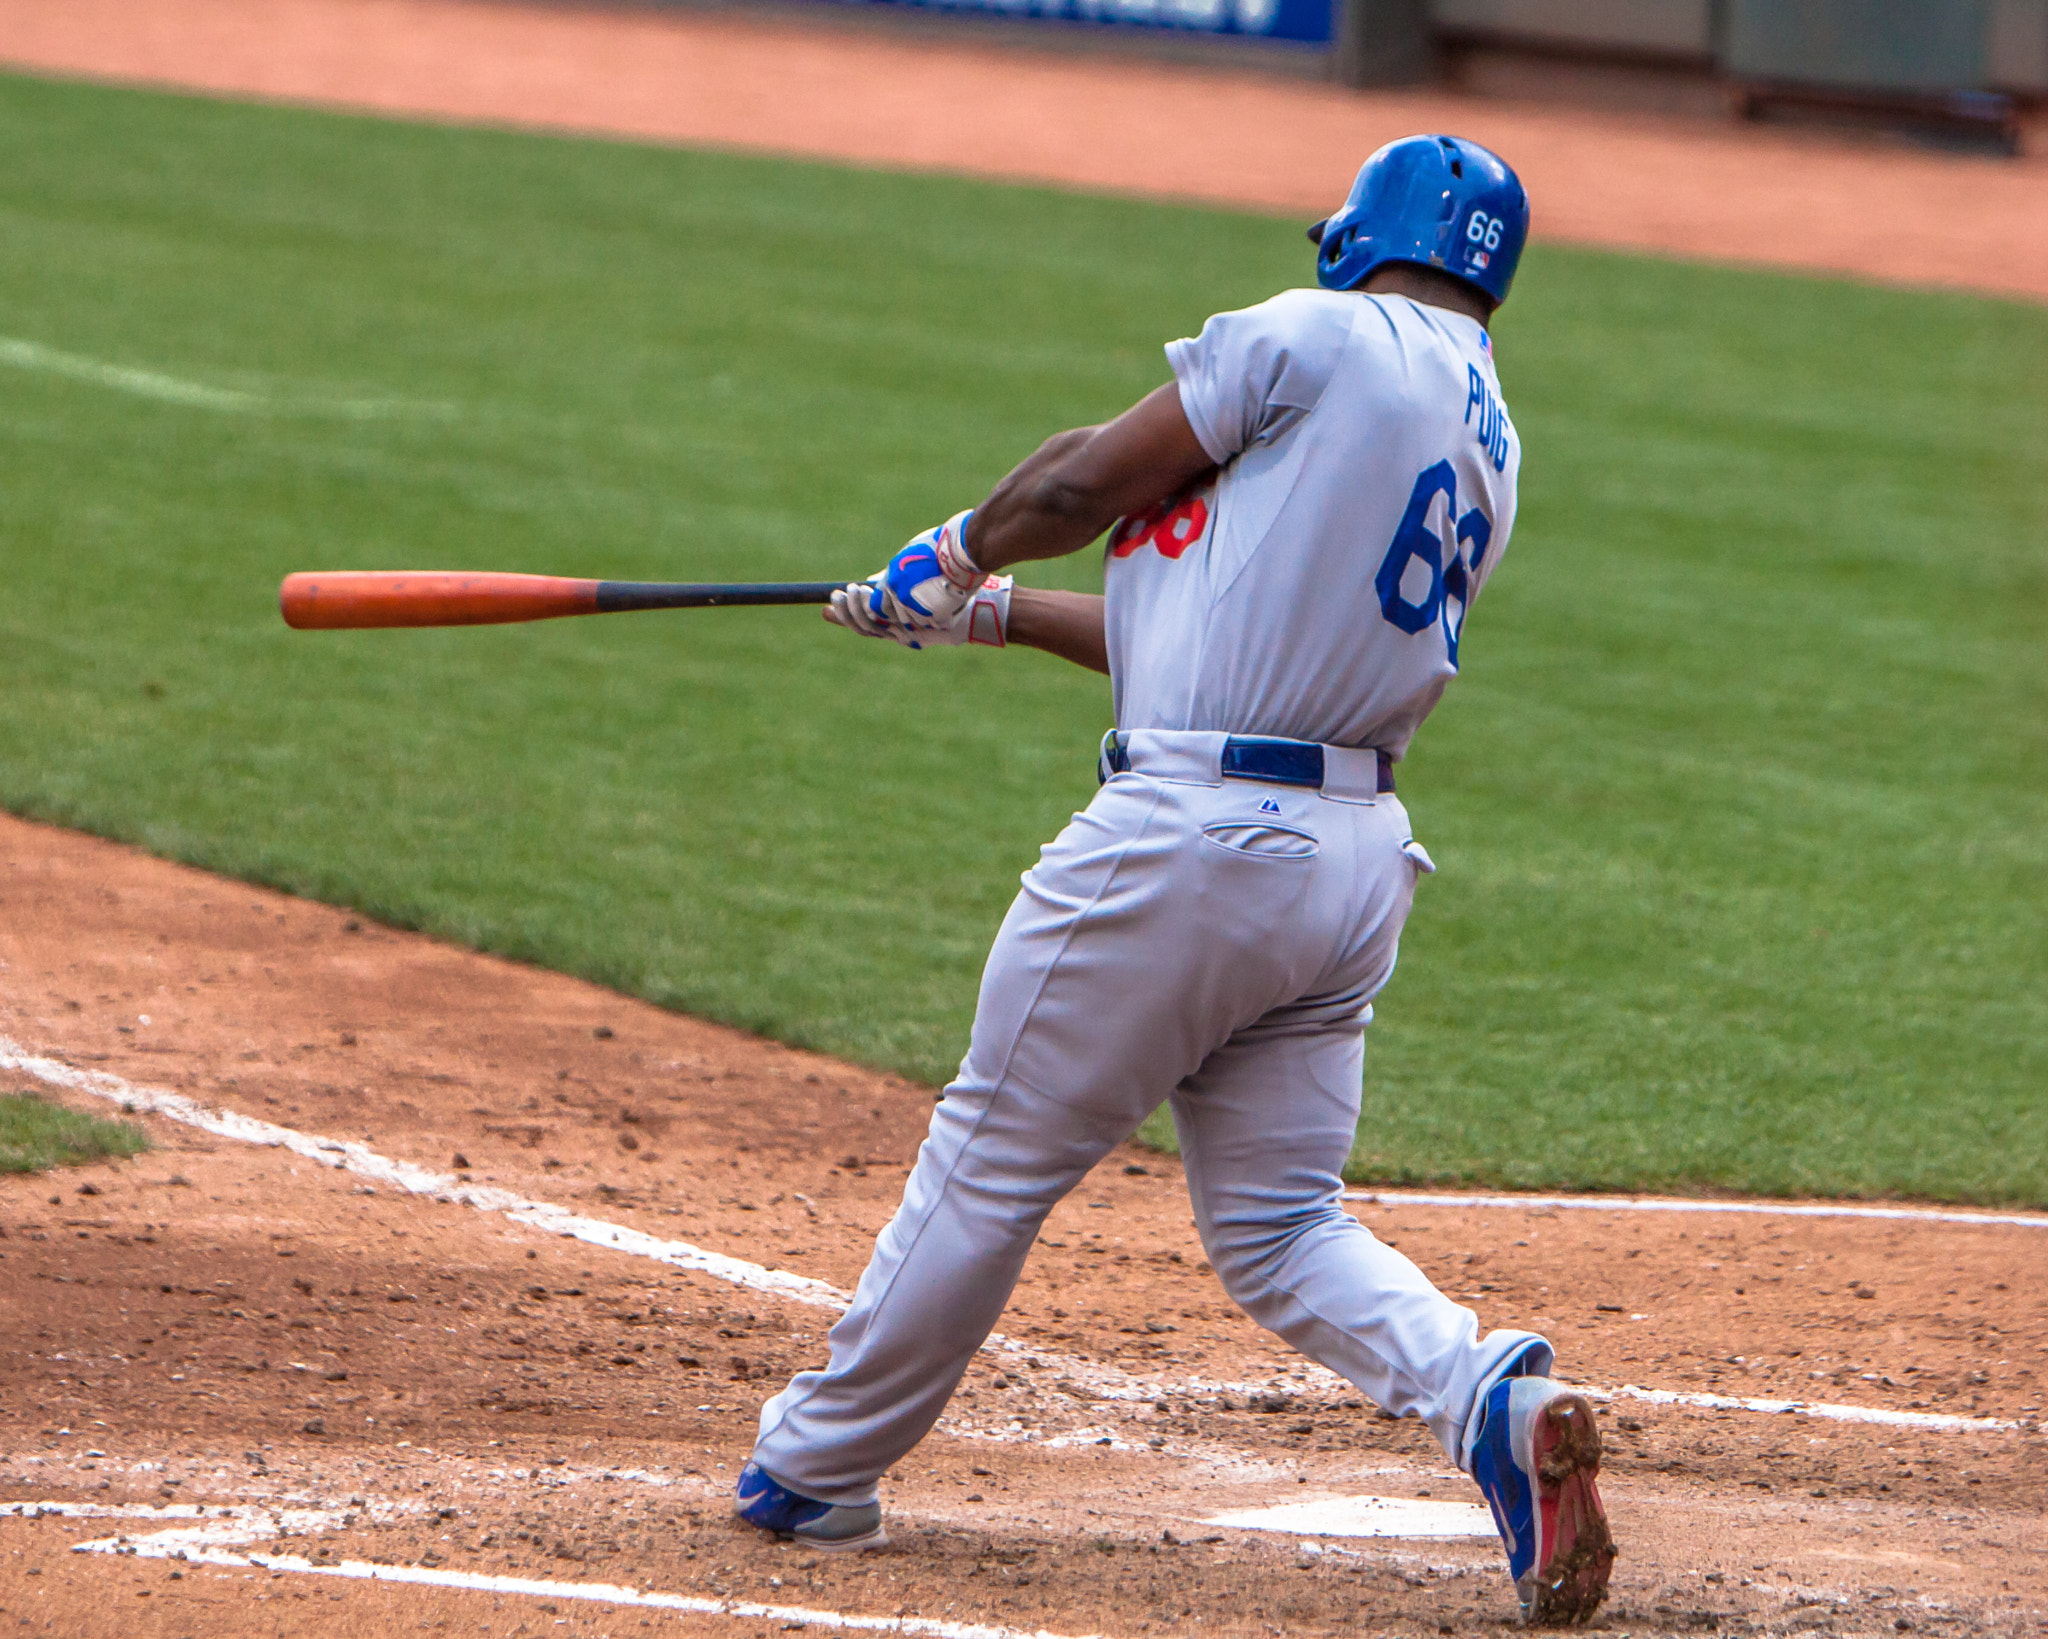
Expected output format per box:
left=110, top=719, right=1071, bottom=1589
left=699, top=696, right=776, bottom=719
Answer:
left=1222, top=737, right=1323, bottom=788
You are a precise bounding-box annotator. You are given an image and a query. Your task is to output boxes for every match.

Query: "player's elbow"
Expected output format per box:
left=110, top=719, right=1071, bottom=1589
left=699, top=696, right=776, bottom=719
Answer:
left=1023, top=471, right=1108, bottom=525
left=1025, top=441, right=1125, bottom=531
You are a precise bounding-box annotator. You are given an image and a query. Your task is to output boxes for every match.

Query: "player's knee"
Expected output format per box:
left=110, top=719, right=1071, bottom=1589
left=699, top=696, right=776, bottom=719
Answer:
left=1203, top=1202, right=1355, bottom=1305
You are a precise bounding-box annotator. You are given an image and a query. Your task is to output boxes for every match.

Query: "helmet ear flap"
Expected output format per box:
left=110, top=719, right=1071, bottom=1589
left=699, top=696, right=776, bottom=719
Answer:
left=1315, top=223, right=1351, bottom=283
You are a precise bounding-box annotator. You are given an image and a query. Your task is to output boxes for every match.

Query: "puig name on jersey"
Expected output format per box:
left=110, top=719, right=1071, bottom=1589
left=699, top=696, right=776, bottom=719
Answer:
left=1465, top=366, right=1510, bottom=474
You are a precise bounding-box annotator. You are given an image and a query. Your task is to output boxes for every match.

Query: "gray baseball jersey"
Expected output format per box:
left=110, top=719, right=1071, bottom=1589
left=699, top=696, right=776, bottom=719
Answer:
left=1106, top=289, right=1520, bottom=759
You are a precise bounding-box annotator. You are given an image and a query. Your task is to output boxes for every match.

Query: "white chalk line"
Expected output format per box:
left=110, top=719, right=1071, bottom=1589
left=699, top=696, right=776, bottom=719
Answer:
left=0, top=335, right=453, bottom=420
left=41, top=1502, right=1097, bottom=1639
left=1203, top=1495, right=1494, bottom=1540
left=0, top=1036, right=843, bottom=1307
left=138, top=1552, right=1104, bottom=1639
left=4, top=1498, right=416, bottom=1550
left=5, top=1500, right=335, bottom=1534
left=1587, top=1383, right=2023, bottom=1434
left=2, top=1036, right=2026, bottom=1440
left=1348, top=1189, right=2048, bottom=1231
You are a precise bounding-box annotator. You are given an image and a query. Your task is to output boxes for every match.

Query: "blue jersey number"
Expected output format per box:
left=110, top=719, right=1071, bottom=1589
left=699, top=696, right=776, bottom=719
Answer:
left=1375, top=461, right=1493, bottom=665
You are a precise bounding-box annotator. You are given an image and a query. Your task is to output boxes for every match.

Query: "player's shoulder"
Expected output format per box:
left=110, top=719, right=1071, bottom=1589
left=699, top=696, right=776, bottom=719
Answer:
left=1217, top=285, right=1363, bottom=348
left=1187, top=287, right=1361, bottom=397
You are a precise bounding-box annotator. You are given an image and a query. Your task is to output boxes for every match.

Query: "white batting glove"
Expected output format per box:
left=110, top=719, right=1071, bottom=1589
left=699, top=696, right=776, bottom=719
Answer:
left=828, top=573, right=1011, bottom=650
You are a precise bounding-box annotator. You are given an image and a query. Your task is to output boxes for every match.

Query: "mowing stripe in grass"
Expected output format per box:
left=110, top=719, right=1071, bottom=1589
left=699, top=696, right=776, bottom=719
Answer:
left=0, top=334, right=258, bottom=410
left=0, top=334, right=455, bottom=419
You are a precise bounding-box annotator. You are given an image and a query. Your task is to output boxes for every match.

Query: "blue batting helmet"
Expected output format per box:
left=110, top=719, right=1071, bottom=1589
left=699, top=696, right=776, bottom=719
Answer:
left=1309, top=135, right=1529, bottom=308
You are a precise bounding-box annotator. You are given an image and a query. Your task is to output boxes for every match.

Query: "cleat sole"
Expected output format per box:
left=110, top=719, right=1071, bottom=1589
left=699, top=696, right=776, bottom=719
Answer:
left=1520, top=1393, right=1616, bottom=1626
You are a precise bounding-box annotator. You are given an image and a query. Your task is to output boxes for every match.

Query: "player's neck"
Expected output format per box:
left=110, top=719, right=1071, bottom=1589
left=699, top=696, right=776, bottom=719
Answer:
left=1357, top=265, right=1494, bottom=329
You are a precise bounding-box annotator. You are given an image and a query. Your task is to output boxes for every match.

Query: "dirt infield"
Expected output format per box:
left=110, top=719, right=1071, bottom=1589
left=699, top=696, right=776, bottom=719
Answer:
left=2, top=0, right=2047, bottom=302
left=4, top=817, right=2048, bottom=1636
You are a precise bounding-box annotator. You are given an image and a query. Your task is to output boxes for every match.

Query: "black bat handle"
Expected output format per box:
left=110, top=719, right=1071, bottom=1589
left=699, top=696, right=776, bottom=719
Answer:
left=593, top=581, right=847, bottom=612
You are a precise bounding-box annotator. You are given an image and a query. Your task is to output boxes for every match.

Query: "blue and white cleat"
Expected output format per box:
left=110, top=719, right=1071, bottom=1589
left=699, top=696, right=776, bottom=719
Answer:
left=1470, top=1377, right=1616, bottom=1625
left=734, top=1462, right=888, bottom=1552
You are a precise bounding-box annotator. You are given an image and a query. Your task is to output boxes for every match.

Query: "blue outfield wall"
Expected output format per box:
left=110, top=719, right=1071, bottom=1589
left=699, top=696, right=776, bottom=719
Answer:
left=805, top=0, right=1336, bottom=46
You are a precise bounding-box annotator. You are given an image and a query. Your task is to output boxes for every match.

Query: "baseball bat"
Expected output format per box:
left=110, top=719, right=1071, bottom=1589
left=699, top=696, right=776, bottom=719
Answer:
left=279, top=571, right=844, bottom=630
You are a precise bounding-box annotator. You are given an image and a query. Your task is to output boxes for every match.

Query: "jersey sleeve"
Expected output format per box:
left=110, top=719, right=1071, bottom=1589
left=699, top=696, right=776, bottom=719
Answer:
left=1164, top=289, right=1354, bottom=466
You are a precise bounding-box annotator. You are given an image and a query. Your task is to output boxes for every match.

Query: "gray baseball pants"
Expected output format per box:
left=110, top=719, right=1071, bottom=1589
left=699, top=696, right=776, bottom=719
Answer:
left=750, top=729, right=1548, bottom=1504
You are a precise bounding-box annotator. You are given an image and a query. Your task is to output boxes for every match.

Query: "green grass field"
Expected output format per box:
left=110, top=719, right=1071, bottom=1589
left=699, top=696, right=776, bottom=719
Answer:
left=0, top=1090, right=151, bottom=1174
left=2, top=74, right=2042, bottom=1203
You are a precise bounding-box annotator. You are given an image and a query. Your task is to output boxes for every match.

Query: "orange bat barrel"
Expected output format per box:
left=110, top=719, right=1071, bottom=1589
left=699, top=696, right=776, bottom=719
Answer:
left=281, top=571, right=601, bottom=629
left=280, top=571, right=844, bottom=629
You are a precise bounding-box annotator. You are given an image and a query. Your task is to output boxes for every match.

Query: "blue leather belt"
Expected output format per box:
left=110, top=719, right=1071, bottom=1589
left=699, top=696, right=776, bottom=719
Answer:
left=1101, top=735, right=1394, bottom=794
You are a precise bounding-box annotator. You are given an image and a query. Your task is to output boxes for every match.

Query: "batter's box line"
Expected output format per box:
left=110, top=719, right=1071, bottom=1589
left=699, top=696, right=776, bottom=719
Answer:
left=54, top=1506, right=1099, bottom=1639
left=3, top=1497, right=425, bottom=1545
left=1, top=1036, right=2026, bottom=1443
left=1345, top=1188, right=2048, bottom=1231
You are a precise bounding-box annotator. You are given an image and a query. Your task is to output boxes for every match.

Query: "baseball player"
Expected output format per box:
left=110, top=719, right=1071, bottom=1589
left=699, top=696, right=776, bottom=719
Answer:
left=736, top=136, right=1615, bottom=1625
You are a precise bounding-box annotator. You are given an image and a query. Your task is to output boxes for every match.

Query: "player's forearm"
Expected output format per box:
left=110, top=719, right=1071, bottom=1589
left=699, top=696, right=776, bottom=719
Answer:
left=966, top=427, right=1114, bottom=572
left=1006, top=588, right=1108, bottom=675
left=966, top=384, right=1216, bottom=574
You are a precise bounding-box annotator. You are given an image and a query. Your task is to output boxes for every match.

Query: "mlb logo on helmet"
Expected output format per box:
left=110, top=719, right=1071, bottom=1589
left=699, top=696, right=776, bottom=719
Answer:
left=1306, top=135, right=1529, bottom=310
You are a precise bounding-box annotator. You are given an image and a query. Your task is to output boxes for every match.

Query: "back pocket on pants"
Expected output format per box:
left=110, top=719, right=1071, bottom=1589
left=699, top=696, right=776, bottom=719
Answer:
left=1201, top=821, right=1319, bottom=860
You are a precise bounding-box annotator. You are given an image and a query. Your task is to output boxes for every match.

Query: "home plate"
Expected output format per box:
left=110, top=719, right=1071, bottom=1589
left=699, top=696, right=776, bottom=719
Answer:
left=1203, top=1495, right=1496, bottom=1539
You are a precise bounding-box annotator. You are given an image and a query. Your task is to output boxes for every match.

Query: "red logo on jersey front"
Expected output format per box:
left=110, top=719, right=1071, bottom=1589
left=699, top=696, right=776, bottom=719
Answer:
left=1110, top=493, right=1209, bottom=560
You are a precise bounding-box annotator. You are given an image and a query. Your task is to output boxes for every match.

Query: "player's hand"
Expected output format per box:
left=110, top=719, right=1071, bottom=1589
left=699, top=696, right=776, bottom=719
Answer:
left=827, top=573, right=896, bottom=641
left=826, top=572, right=1012, bottom=650
left=871, top=511, right=985, bottom=633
